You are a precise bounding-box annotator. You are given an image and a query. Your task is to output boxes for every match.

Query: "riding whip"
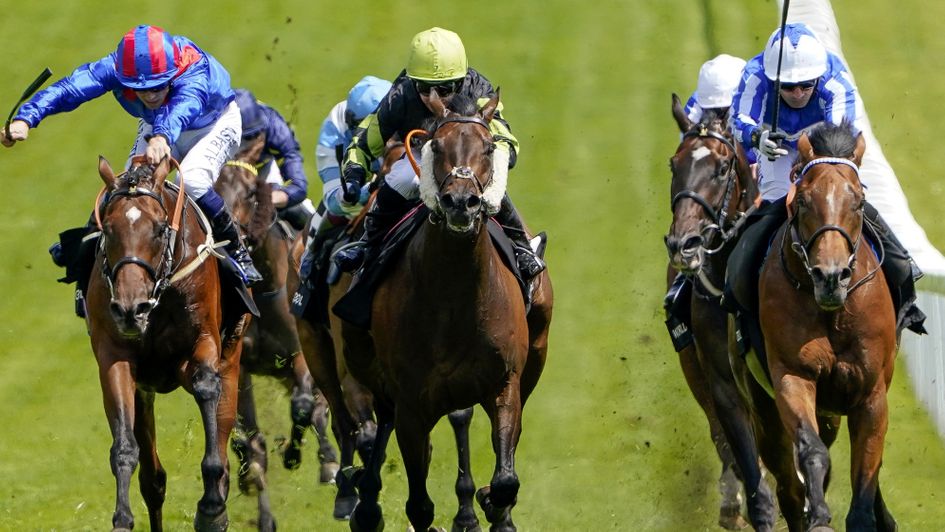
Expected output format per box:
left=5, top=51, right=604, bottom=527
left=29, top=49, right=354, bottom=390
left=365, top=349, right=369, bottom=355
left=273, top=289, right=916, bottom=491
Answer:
left=769, top=0, right=791, bottom=151
left=4, top=67, right=52, bottom=140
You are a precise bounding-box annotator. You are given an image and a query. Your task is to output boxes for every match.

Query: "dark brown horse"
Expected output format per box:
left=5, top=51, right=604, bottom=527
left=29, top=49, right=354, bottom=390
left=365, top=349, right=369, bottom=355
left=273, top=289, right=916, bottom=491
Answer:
left=341, top=90, right=553, bottom=532
left=746, top=122, right=897, bottom=531
left=88, top=156, right=250, bottom=531
left=665, top=94, right=776, bottom=529
left=214, top=137, right=340, bottom=530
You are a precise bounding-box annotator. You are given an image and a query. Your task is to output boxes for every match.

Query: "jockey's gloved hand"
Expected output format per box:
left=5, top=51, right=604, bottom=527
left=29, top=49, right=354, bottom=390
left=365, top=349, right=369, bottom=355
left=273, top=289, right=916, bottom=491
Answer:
left=754, top=128, right=788, bottom=161
left=145, top=134, right=171, bottom=165
left=341, top=164, right=367, bottom=205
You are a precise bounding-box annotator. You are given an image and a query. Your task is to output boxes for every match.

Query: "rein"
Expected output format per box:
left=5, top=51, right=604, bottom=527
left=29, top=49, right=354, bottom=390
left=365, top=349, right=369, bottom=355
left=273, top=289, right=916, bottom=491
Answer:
left=780, top=157, right=879, bottom=292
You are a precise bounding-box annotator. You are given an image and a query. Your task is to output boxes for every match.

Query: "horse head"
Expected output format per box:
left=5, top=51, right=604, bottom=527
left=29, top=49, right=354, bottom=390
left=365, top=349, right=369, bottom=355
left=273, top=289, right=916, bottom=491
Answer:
left=215, top=134, right=273, bottom=246
left=418, top=89, right=505, bottom=234
left=97, top=155, right=174, bottom=337
left=665, top=93, right=754, bottom=275
left=788, top=121, right=866, bottom=310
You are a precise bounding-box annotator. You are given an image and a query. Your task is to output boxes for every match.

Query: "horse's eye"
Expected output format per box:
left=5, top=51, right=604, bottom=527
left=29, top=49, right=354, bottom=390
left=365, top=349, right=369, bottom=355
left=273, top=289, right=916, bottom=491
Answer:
left=718, top=162, right=730, bottom=178
left=431, top=139, right=442, bottom=154
left=484, top=142, right=496, bottom=155
left=153, top=221, right=168, bottom=238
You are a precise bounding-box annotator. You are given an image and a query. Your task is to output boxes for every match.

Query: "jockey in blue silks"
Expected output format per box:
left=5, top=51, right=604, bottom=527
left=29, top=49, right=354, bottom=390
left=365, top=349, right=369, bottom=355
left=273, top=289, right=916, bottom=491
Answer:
left=722, top=22, right=925, bottom=335
left=2, top=25, right=262, bottom=316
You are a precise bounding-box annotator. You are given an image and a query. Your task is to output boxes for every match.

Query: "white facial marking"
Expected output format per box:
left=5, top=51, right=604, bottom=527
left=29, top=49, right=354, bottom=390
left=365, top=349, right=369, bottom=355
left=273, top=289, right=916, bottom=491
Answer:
left=126, top=206, right=142, bottom=225
left=691, top=146, right=711, bottom=162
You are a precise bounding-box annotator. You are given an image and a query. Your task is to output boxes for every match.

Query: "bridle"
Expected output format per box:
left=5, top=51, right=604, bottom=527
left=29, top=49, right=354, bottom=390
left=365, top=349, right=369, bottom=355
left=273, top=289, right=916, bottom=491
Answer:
left=94, top=160, right=188, bottom=308
left=781, top=156, right=879, bottom=291
left=411, top=116, right=496, bottom=197
left=670, top=125, right=755, bottom=255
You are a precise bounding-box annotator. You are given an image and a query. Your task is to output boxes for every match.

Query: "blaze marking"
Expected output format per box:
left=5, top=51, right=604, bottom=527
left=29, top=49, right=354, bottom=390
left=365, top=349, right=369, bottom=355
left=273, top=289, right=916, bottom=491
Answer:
left=691, top=146, right=711, bottom=161
left=126, top=206, right=142, bottom=224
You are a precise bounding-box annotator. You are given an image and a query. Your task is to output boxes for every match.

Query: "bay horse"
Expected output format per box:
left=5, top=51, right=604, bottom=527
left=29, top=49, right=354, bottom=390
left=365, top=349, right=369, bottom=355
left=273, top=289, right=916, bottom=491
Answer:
left=87, top=155, right=250, bottom=531
left=341, top=90, right=554, bottom=531
left=214, top=136, right=339, bottom=530
left=665, top=94, right=776, bottom=529
left=750, top=121, right=897, bottom=531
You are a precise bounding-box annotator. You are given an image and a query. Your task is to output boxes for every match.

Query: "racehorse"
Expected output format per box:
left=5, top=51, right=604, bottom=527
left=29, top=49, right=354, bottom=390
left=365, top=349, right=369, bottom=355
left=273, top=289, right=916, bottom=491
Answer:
left=214, top=136, right=339, bottom=530
left=664, top=94, right=776, bottom=529
left=746, top=121, right=898, bottom=531
left=87, top=155, right=250, bottom=531
left=341, top=90, right=554, bottom=531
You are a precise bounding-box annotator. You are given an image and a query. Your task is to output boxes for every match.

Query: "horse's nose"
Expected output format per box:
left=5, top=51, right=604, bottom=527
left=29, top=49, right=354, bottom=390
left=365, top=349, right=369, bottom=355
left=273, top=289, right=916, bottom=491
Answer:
left=665, top=234, right=704, bottom=258
left=441, top=191, right=481, bottom=214
left=811, top=265, right=853, bottom=292
left=109, top=299, right=155, bottom=330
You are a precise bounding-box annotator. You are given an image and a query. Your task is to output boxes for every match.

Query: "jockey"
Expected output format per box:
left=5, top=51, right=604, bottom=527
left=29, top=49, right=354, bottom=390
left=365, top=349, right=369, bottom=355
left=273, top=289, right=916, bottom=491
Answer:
left=331, top=27, right=546, bottom=279
left=664, top=53, right=748, bottom=325
left=297, top=75, right=392, bottom=283
left=2, top=25, right=263, bottom=288
left=723, top=22, right=925, bottom=334
left=234, top=88, right=315, bottom=230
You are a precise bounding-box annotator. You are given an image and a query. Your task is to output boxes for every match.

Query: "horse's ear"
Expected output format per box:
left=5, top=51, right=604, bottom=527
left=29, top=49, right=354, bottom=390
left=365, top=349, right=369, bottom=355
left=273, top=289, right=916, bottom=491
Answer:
left=428, top=89, right=448, bottom=118
left=480, top=88, right=500, bottom=122
left=797, top=132, right=814, bottom=162
left=239, top=133, right=267, bottom=163
left=671, top=93, right=692, bottom=133
left=152, top=155, right=170, bottom=188
left=851, top=132, right=866, bottom=166
left=98, top=156, right=117, bottom=189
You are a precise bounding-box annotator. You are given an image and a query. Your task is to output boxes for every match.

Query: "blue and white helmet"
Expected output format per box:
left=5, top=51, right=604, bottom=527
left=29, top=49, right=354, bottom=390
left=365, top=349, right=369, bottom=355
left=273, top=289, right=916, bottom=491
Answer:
left=346, top=76, right=393, bottom=124
left=695, top=54, right=747, bottom=109
left=762, top=23, right=828, bottom=83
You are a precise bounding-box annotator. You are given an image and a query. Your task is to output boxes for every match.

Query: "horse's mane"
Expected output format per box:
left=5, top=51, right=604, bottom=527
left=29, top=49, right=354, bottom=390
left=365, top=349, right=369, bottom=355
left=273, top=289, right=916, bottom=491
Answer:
left=245, top=176, right=275, bottom=244
left=807, top=120, right=857, bottom=158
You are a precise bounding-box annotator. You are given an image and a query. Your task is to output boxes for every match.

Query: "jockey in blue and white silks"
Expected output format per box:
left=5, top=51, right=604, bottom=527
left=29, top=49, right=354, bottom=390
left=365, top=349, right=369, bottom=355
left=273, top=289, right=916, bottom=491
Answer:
left=722, top=22, right=926, bottom=336
left=4, top=24, right=261, bottom=286
left=731, top=22, right=864, bottom=201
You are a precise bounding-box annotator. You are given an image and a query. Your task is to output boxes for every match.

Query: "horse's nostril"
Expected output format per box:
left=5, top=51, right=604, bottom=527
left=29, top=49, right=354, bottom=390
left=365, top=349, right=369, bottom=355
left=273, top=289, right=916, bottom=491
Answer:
left=135, top=301, right=154, bottom=318
left=839, top=267, right=853, bottom=282
left=466, top=195, right=481, bottom=209
left=811, top=267, right=826, bottom=283
left=682, top=234, right=704, bottom=252
left=441, top=195, right=455, bottom=209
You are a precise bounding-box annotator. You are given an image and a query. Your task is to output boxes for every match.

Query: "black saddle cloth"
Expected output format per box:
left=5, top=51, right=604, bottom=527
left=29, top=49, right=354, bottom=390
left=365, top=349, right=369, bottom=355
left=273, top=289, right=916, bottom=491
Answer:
left=332, top=205, right=527, bottom=329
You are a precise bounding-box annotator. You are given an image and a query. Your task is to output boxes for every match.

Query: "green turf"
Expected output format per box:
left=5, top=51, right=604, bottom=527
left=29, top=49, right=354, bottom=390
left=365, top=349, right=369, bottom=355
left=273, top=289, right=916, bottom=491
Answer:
left=1, top=0, right=944, bottom=530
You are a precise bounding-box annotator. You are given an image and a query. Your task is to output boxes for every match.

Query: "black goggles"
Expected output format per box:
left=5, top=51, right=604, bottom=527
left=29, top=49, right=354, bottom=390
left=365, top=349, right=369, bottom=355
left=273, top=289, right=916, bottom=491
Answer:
left=344, top=109, right=361, bottom=130
left=414, top=79, right=461, bottom=97
left=136, top=83, right=169, bottom=94
left=780, top=79, right=817, bottom=91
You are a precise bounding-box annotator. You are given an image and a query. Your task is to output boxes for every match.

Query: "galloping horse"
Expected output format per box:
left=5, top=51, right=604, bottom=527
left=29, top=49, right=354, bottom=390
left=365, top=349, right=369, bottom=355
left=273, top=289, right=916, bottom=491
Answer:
left=341, top=90, right=554, bottom=532
left=214, top=137, right=339, bottom=530
left=87, top=156, right=250, bottom=531
left=749, top=121, right=897, bottom=531
left=665, top=94, right=776, bottom=529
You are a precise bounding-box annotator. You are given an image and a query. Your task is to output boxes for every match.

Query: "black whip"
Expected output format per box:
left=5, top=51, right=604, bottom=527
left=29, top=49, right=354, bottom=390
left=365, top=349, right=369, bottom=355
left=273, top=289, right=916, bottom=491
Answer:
left=4, top=68, right=52, bottom=140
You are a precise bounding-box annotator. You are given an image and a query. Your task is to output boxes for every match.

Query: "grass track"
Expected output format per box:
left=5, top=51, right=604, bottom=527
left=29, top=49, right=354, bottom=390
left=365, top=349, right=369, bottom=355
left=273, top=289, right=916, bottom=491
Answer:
left=1, top=1, right=944, bottom=529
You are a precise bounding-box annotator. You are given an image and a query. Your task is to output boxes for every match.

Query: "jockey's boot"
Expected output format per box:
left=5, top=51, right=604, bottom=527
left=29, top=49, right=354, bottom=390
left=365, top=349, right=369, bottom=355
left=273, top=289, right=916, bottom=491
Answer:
left=865, top=203, right=927, bottom=334
left=495, top=194, right=546, bottom=279
left=50, top=212, right=101, bottom=318
left=334, top=181, right=410, bottom=273
left=299, top=209, right=338, bottom=285
left=199, top=190, right=263, bottom=286
left=663, top=272, right=694, bottom=351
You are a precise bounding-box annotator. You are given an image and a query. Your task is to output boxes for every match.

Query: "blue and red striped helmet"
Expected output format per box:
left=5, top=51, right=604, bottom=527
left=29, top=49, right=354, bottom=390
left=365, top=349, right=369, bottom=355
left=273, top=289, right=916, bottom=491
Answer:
left=114, top=25, right=179, bottom=90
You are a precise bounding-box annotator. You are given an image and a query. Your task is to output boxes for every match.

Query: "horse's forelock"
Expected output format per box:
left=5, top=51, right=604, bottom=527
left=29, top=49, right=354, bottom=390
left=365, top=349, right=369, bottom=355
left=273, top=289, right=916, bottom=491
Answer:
left=808, top=120, right=857, bottom=158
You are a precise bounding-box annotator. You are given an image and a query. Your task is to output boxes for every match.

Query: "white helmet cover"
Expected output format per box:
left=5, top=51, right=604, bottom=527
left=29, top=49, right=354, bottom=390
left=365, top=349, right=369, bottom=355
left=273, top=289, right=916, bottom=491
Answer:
left=695, top=54, right=747, bottom=109
left=762, top=23, right=828, bottom=83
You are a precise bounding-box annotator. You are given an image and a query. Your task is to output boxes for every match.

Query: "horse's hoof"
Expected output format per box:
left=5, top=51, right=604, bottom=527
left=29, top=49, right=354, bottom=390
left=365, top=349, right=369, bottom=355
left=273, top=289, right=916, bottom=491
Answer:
left=349, top=502, right=384, bottom=532
left=282, top=446, right=302, bottom=470
left=451, top=524, right=481, bottom=532
left=194, top=509, right=229, bottom=532
left=258, top=513, right=277, bottom=532
left=334, top=494, right=359, bottom=520
left=320, top=461, right=340, bottom=484
left=719, top=512, right=749, bottom=530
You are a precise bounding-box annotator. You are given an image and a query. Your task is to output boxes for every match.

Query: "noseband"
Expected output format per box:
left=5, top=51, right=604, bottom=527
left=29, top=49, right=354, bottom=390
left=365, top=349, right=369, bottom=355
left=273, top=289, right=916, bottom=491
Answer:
left=670, top=126, right=752, bottom=254
left=430, top=116, right=495, bottom=197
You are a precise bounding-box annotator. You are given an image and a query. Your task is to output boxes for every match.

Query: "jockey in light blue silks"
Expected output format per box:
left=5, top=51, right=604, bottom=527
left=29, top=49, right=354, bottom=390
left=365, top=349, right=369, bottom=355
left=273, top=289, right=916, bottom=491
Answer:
left=722, top=22, right=925, bottom=335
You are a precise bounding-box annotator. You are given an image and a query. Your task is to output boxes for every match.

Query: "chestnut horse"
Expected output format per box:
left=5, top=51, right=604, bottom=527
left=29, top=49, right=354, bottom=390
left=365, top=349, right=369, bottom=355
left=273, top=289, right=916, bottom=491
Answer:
left=214, top=137, right=339, bottom=530
left=341, top=90, right=553, bottom=532
left=748, top=122, right=897, bottom=531
left=87, top=156, right=250, bottom=531
left=665, top=94, right=776, bottom=529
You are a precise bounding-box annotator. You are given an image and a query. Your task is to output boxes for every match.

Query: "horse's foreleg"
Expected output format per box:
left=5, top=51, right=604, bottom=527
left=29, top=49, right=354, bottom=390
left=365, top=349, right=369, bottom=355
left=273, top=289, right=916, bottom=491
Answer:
left=188, top=339, right=230, bottom=532
left=133, top=389, right=166, bottom=532
left=396, top=410, right=437, bottom=531
left=351, top=402, right=395, bottom=532
left=774, top=374, right=831, bottom=530
left=478, top=374, right=523, bottom=532
left=846, top=386, right=895, bottom=532
left=231, top=368, right=276, bottom=531
left=448, top=408, right=480, bottom=532
left=100, top=359, right=139, bottom=531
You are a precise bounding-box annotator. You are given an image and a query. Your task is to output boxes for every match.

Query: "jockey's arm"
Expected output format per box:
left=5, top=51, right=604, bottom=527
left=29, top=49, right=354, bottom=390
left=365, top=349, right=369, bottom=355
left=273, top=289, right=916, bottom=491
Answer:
left=342, top=113, right=385, bottom=187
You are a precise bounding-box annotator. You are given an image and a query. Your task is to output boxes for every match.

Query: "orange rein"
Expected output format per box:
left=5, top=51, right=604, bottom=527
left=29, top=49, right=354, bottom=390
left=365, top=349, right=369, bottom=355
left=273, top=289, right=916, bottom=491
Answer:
left=94, top=157, right=186, bottom=232
left=405, top=128, right=429, bottom=176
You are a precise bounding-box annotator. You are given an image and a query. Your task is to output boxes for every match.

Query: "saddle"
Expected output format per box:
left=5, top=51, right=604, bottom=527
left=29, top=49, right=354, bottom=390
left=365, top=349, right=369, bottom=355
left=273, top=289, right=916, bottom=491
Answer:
left=331, top=205, right=531, bottom=329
